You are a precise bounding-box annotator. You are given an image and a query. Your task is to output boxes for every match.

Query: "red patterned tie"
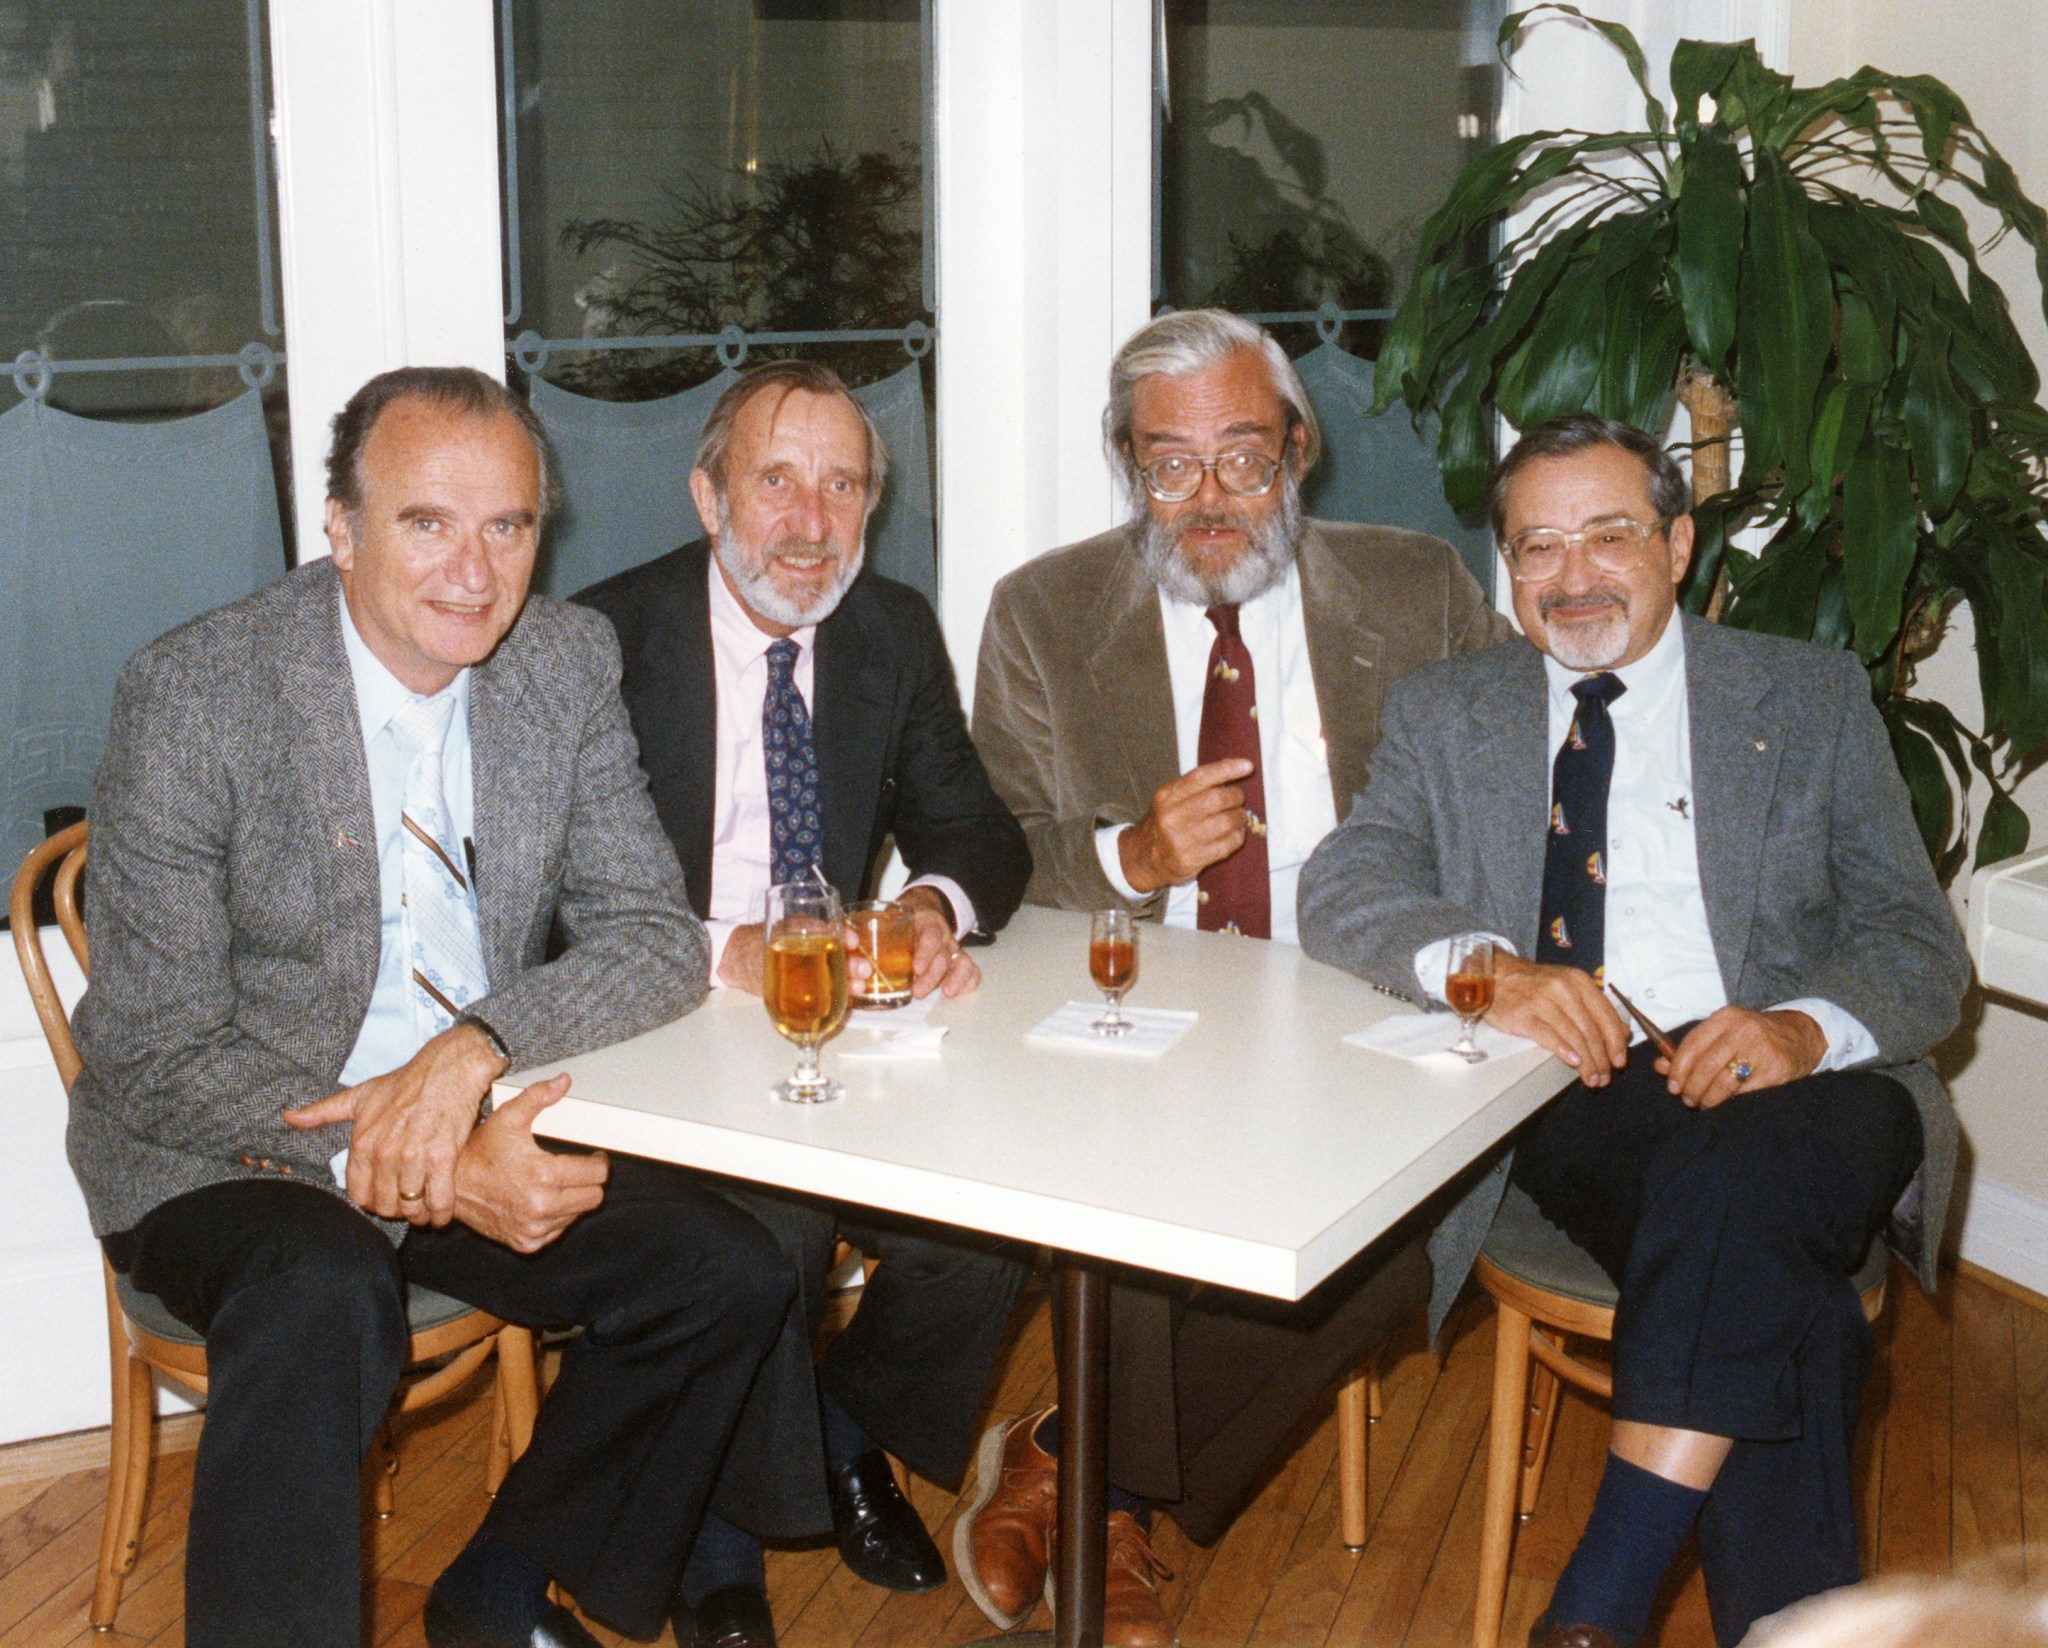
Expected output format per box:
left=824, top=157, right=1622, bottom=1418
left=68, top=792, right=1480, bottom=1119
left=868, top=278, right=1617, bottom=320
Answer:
left=1195, top=604, right=1270, bottom=939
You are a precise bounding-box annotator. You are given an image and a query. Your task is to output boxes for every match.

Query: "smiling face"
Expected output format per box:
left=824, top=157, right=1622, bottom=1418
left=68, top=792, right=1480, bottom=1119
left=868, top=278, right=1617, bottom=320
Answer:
left=691, top=384, right=872, bottom=637
left=1125, top=346, right=1309, bottom=605
left=1501, top=442, right=1694, bottom=672
left=325, top=397, right=541, bottom=695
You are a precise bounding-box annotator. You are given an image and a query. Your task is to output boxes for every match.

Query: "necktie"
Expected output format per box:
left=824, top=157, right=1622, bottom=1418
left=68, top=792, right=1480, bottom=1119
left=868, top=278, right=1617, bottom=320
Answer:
left=764, top=638, right=823, bottom=887
left=389, top=693, right=487, bottom=1047
left=1195, top=604, right=1270, bottom=939
left=1537, top=673, right=1626, bottom=982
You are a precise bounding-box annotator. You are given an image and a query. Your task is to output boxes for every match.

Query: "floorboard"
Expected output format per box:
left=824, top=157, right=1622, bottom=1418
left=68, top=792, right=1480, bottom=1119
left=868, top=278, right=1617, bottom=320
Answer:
left=0, top=1266, right=2038, bottom=1646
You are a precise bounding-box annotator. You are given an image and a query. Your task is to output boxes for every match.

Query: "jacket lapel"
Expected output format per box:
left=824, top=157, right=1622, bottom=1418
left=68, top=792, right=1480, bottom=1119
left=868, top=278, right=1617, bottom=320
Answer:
left=1085, top=541, right=1179, bottom=810
left=1298, top=523, right=1386, bottom=817
left=812, top=583, right=895, bottom=900
left=275, top=565, right=382, bottom=1010
left=468, top=626, right=538, bottom=984
left=1683, top=616, right=1782, bottom=994
left=1467, top=641, right=1551, bottom=955
left=659, top=552, right=720, bottom=916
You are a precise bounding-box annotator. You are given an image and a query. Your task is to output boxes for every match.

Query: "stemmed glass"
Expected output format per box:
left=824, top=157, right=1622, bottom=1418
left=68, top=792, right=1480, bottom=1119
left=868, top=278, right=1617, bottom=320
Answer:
left=1089, top=909, right=1139, bottom=1037
left=763, top=882, right=850, bottom=1102
left=1445, top=934, right=1496, bottom=1064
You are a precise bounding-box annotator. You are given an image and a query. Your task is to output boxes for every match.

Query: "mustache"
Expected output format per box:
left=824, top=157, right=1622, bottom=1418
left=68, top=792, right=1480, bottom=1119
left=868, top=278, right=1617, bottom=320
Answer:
left=1170, top=509, right=1256, bottom=543
left=1538, top=587, right=1629, bottom=619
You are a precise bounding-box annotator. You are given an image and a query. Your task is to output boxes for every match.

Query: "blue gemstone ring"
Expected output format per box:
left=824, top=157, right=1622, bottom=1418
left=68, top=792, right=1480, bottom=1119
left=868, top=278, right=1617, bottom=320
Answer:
left=1730, top=1060, right=1753, bottom=1083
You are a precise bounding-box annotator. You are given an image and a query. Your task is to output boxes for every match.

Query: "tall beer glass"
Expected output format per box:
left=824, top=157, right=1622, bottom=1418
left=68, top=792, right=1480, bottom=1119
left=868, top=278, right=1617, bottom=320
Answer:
left=764, top=882, right=850, bottom=1102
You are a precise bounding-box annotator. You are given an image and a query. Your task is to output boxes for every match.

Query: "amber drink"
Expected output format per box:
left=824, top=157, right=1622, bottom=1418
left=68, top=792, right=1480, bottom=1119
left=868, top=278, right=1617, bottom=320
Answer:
left=1446, top=934, right=1495, bottom=1064
left=848, top=899, right=914, bottom=1008
left=764, top=882, right=849, bottom=1102
left=1089, top=910, right=1138, bottom=1037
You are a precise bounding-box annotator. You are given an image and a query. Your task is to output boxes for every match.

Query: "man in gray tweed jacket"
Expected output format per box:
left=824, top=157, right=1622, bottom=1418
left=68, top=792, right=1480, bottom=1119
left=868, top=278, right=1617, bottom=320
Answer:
left=69, top=368, right=791, bottom=1648
left=1300, top=414, right=1970, bottom=1648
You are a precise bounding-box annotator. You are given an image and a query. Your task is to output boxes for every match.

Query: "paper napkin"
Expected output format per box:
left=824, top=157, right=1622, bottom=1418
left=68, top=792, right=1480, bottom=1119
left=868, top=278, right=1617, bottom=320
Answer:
left=1345, top=1012, right=1535, bottom=1064
left=1024, top=1000, right=1198, bottom=1057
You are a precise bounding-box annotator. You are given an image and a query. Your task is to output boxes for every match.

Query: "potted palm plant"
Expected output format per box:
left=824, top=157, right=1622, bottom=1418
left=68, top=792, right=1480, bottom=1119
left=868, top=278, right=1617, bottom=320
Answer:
left=1376, top=3, right=2048, bottom=880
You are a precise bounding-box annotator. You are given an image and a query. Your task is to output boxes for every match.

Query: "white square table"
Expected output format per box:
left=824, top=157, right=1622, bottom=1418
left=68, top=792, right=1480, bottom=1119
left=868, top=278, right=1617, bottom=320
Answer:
left=509, top=905, right=1570, bottom=1648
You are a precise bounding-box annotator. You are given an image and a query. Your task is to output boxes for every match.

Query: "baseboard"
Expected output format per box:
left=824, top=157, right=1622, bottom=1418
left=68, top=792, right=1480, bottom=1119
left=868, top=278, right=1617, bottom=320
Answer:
left=0, top=1410, right=205, bottom=1489
left=1949, top=1177, right=2048, bottom=1300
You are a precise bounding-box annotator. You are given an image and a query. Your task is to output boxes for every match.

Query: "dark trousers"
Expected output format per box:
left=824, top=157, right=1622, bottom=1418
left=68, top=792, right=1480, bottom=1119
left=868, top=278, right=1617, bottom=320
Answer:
left=1510, top=1041, right=1923, bottom=1647
left=106, top=1156, right=794, bottom=1647
left=1102, top=1228, right=1432, bottom=1545
left=703, top=1181, right=1030, bottom=1538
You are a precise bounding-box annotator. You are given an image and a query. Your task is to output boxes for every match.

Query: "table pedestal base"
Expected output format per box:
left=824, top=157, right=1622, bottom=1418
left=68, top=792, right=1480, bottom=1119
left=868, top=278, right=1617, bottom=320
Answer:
left=960, top=1253, right=1111, bottom=1648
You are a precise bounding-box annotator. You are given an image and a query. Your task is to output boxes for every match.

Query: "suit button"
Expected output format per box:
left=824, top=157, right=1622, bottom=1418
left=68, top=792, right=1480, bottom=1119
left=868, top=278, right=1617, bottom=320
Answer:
left=238, top=1154, right=253, bottom=1167
left=280, top=1164, right=295, bottom=1177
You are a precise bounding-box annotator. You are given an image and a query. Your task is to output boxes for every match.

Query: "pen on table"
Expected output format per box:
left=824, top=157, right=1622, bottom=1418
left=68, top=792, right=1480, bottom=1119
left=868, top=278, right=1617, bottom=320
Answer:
left=1607, top=983, right=1676, bottom=1060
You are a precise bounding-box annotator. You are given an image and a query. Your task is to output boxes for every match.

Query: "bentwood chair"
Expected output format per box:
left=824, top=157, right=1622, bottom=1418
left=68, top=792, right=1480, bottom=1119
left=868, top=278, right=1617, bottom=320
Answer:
left=11, top=822, right=541, bottom=1630
left=1468, top=1181, right=1891, bottom=1648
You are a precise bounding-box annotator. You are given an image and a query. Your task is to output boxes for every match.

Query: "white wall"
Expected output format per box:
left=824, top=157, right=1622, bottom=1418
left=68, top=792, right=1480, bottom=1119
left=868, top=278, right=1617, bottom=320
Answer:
left=1786, top=0, right=2048, bottom=1290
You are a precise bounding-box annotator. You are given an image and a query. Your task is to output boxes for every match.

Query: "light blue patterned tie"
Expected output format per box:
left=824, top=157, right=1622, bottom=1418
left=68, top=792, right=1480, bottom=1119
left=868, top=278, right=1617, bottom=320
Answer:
left=390, top=693, right=487, bottom=1047
left=764, top=638, right=823, bottom=886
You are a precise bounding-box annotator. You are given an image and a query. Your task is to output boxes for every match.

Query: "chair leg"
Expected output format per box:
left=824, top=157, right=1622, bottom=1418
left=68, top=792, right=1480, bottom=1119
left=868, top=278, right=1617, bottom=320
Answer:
left=1367, top=1364, right=1384, bottom=1422
left=486, top=1363, right=511, bottom=1496
left=1336, top=1354, right=1377, bottom=1551
left=1519, top=1331, right=1565, bottom=1519
left=90, top=1352, right=150, bottom=1629
left=1474, top=1302, right=1535, bottom=1648
left=371, top=1420, right=398, bottom=1518
left=495, top=1326, right=539, bottom=1465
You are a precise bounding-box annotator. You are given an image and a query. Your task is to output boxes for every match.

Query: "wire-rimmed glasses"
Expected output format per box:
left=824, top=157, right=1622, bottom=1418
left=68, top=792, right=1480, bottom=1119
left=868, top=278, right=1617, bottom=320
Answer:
left=1501, top=517, right=1668, bottom=583
left=1137, top=449, right=1283, bottom=503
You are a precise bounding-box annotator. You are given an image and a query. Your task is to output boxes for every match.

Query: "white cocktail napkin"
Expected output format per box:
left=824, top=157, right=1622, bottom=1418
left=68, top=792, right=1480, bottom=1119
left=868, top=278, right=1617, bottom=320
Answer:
left=1345, top=1012, right=1535, bottom=1064
left=839, top=994, right=947, bottom=1060
left=1024, top=1000, right=1198, bottom=1057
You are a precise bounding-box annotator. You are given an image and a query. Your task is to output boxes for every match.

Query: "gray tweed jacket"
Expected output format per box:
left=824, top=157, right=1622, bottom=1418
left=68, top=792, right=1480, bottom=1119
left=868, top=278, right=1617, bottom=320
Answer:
left=68, top=558, right=706, bottom=1240
left=1299, top=614, right=1971, bottom=1337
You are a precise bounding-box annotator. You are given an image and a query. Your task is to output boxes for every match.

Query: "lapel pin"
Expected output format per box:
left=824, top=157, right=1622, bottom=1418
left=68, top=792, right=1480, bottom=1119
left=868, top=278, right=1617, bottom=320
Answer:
left=335, top=828, right=357, bottom=850
left=1753, top=740, right=1767, bottom=752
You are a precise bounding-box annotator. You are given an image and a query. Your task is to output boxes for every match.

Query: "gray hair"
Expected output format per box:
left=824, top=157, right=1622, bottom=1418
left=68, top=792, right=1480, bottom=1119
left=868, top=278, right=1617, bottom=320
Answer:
left=694, top=359, right=888, bottom=503
left=1102, top=309, right=1322, bottom=497
left=328, top=366, right=561, bottom=526
left=1487, top=412, right=1691, bottom=540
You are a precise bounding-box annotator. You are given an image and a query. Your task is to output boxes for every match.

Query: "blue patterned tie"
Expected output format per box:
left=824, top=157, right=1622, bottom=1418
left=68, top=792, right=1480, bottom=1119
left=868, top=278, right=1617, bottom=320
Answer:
left=1537, top=673, right=1626, bottom=982
left=390, top=693, right=487, bottom=1045
left=764, top=638, right=823, bottom=886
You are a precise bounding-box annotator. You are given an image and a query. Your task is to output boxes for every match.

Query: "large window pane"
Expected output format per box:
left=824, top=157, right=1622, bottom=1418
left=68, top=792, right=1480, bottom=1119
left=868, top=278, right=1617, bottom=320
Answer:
left=499, top=0, right=937, bottom=599
left=1158, top=0, right=1502, bottom=359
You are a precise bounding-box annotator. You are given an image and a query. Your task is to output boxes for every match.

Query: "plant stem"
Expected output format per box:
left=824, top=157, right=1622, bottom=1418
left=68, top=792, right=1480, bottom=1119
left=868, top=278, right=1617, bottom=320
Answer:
left=1677, top=368, right=1739, bottom=621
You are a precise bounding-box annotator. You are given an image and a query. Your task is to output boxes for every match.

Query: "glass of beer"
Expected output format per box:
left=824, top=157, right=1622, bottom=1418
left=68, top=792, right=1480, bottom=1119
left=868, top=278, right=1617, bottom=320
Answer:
left=764, top=882, right=850, bottom=1102
left=1446, top=933, right=1496, bottom=1064
left=1089, top=909, right=1139, bottom=1037
left=847, top=899, right=915, bottom=1008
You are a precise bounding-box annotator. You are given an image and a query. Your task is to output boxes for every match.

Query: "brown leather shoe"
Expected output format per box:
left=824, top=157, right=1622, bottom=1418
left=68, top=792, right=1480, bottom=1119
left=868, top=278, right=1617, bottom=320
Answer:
left=954, top=1406, right=1058, bottom=1630
left=1528, top=1623, right=1621, bottom=1648
left=1098, top=1510, right=1175, bottom=1648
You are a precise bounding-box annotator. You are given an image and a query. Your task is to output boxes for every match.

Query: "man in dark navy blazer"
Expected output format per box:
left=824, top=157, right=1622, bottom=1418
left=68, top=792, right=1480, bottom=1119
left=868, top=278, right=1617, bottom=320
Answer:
left=577, top=360, right=1031, bottom=1648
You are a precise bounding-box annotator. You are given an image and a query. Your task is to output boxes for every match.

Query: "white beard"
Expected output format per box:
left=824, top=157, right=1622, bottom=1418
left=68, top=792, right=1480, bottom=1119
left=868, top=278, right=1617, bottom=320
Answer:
left=714, top=500, right=865, bottom=629
left=1137, top=472, right=1305, bottom=607
left=1536, top=592, right=1633, bottom=671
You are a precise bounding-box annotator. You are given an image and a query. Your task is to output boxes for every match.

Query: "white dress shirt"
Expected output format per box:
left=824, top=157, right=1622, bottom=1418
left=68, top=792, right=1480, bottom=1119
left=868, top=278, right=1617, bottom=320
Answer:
left=1415, top=613, right=1877, bottom=1066
left=702, top=559, right=972, bottom=984
left=1094, top=564, right=1338, bottom=947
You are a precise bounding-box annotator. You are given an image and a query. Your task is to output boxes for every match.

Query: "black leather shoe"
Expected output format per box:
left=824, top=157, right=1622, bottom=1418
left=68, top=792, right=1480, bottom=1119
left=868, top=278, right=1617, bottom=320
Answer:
left=421, top=1593, right=602, bottom=1648
left=828, top=1448, right=947, bottom=1592
left=676, top=1582, right=779, bottom=1648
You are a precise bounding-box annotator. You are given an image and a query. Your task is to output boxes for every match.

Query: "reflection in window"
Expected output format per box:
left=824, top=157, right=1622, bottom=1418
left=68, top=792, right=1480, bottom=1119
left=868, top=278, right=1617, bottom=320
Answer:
left=1157, top=0, right=1501, bottom=360
left=499, top=0, right=938, bottom=600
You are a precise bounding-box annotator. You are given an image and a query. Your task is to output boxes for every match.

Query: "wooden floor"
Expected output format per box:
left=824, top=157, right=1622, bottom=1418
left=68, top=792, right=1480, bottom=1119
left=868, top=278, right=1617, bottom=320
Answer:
left=2, top=1263, right=2043, bottom=1648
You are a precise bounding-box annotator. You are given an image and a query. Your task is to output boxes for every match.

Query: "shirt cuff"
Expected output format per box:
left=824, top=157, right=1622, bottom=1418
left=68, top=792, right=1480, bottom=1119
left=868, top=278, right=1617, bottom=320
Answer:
left=1770, top=997, right=1879, bottom=1071
left=1414, top=934, right=1518, bottom=1005
left=1094, top=824, right=1146, bottom=901
left=704, top=918, right=742, bottom=991
left=903, top=874, right=976, bottom=938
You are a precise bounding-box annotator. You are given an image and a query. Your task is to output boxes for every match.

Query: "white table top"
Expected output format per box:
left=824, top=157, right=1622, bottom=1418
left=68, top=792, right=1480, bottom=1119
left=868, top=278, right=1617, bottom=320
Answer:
left=512, top=906, right=1570, bottom=1302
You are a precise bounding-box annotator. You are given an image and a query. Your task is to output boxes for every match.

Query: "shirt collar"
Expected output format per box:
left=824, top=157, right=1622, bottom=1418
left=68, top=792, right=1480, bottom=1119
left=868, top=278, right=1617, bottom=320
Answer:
left=707, top=548, right=818, bottom=667
left=1542, top=605, right=1685, bottom=721
left=337, top=582, right=469, bottom=741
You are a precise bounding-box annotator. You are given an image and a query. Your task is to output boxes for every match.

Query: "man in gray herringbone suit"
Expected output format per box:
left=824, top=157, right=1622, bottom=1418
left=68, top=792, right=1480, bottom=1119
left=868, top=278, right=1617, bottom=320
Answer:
left=1300, top=413, right=1970, bottom=1648
left=67, top=368, right=792, bottom=1648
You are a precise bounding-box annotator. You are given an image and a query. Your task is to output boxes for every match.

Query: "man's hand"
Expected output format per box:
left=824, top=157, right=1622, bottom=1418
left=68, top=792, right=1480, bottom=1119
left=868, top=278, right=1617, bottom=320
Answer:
left=1659, top=1006, right=1825, bottom=1109
left=1118, top=758, right=1256, bottom=894
left=282, top=1021, right=505, bottom=1225
left=897, top=886, right=979, bottom=999
left=719, top=923, right=769, bottom=994
left=450, top=1075, right=609, bottom=1253
left=1484, top=955, right=1631, bottom=1086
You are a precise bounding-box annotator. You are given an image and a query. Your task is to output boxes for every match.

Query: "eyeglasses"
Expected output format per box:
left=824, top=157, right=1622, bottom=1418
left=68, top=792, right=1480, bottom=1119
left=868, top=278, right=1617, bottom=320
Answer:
left=1136, top=449, right=1283, bottom=503
left=1500, top=518, right=1667, bottom=583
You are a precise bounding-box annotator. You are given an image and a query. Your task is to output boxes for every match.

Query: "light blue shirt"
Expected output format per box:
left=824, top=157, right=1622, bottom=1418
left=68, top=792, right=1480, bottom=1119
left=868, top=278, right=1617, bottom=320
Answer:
left=336, top=588, right=476, bottom=1089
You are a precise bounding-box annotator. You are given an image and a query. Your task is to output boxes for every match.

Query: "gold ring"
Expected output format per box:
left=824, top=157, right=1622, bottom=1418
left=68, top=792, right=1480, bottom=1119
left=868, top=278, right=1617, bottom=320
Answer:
left=398, top=1188, right=425, bottom=1202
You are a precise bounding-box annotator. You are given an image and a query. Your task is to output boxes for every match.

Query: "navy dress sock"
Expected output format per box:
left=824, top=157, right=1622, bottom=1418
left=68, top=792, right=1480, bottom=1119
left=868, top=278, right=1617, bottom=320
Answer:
left=1543, top=1452, right=1708, bottom=1647
left=680, top=1512, right=766, bottom=1608
left=821, top=1389, right=879, bottom=1473
left=1030, top=1408, right=1152, bottom=1528
left=431, top=1529, right=550, bottom=1638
